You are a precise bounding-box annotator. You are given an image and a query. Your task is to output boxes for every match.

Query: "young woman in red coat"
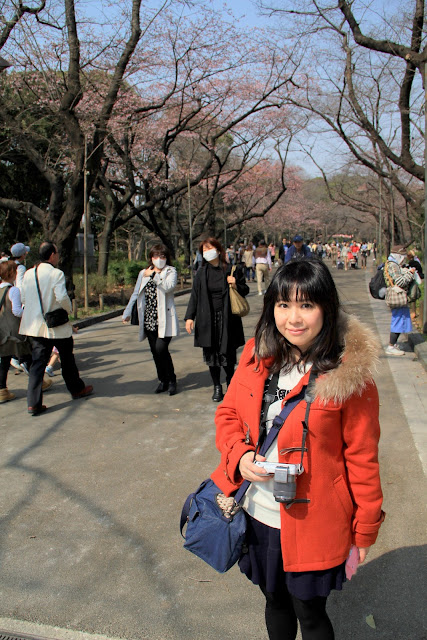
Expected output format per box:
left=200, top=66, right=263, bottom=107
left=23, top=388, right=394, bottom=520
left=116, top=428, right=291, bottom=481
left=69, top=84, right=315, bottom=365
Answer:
left=211, top=259, right=385, bottom=640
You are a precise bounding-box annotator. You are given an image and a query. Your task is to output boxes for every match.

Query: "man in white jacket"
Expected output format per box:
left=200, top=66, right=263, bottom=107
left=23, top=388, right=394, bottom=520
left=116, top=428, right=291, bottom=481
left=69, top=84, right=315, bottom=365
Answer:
left=20, top=242, right=93, bottom=415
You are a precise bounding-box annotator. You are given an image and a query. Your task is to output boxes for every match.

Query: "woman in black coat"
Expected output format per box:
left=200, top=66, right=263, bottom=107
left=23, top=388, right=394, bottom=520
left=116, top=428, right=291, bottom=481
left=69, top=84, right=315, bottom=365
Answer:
left=184, top=237, right=249, bottom=402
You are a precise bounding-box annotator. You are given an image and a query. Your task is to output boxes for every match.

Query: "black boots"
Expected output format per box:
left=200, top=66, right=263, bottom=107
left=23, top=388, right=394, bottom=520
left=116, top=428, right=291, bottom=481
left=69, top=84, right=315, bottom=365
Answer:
left=212, top=384, right=224, bottom=402
left=155, top=382, right=169, bottom=393
left=155, top=381, right=177, bottom=395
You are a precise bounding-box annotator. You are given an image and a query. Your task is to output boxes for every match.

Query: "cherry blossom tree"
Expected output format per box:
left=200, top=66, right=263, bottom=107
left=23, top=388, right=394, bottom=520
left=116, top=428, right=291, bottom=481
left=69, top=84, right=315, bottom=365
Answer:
left=0, top=0, right=300, bottom=279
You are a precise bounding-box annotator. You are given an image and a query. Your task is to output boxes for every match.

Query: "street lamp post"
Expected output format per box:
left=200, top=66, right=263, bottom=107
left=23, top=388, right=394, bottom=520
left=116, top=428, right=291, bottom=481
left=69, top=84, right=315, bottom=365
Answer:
left=187, top=173, right=193, bottom=284
left=83, top=136, right=90, bottom=311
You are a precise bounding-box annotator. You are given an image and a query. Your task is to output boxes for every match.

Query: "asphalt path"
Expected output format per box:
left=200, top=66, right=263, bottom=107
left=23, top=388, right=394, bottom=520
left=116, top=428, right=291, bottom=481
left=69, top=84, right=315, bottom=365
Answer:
left=0, top=263, right=426, bottom=640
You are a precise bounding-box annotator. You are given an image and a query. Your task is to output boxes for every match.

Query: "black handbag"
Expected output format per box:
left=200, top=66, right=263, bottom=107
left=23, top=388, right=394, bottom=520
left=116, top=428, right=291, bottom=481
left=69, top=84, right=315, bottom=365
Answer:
left=130, top=300, right=139, bottom=325
left=35, top=266, right=69, bottom=328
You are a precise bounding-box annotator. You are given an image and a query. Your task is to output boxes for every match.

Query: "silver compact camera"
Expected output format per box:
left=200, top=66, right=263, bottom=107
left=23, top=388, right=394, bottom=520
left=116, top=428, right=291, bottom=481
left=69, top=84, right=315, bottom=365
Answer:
left=254, top=461, right=304, bottom=504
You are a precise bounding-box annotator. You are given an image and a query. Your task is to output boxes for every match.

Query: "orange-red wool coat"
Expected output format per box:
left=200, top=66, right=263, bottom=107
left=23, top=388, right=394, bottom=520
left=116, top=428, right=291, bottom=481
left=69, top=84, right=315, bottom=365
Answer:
left=211, top=314, right=385, bottom=573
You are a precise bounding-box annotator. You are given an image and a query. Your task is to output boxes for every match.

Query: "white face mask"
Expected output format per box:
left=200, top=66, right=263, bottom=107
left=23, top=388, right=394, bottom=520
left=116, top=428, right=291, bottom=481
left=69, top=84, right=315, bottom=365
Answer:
left=152, top=257, right=167, bottom=269
left=203, top=248, right=219, bottom=262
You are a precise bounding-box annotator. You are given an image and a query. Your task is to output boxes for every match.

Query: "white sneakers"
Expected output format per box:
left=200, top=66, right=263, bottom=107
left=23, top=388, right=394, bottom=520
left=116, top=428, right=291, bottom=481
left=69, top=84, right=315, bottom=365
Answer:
left=385, top=344, right=405, bottom=356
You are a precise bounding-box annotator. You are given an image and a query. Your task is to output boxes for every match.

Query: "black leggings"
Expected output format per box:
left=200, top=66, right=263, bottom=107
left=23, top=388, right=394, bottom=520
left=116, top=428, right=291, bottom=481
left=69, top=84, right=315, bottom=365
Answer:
left=145, top=330, right=176, bottom=384
left=209, top=364, right=235, bottom=387
left=389, top=331, right=400, bottom=345
left=261, top=584, right=334, bottom=640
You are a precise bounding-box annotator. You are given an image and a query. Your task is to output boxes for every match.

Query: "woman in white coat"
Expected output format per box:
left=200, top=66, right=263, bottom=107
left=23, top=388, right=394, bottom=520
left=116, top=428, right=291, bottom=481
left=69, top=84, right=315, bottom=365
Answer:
left=123, top=244, right=179, bottom=395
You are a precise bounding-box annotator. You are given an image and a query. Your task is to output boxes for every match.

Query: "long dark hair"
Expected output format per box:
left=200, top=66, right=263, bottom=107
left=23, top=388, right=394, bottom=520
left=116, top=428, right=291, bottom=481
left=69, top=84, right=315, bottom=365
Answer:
left=253, top=259, right=343, bottom=374
left=199, top=237, right=227, bottom=267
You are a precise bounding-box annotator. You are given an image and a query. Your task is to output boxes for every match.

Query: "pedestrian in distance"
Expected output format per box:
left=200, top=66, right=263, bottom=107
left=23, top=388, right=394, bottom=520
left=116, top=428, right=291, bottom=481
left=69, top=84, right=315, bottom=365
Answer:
left=243, top=244, right=255, bottom=282
left=184, top=237, right=249, bottom=402
left=10, top=242, right=30, bottom=372
left=278, top=237, right=289, bottom=265
left=20, top=242, right=93, bottom=416
left=254, top=239, right=272, bottom=295
left=284, top=235, right=312, bottom=263
left=123, top=244, right=179, bottom=396
left=211, top=258, right=385, bottom=640
left=10, top=242, right=30, bottom=290
left=383, top=246, right=416, bottom=357
left=0, top=260, right=33, bottom=403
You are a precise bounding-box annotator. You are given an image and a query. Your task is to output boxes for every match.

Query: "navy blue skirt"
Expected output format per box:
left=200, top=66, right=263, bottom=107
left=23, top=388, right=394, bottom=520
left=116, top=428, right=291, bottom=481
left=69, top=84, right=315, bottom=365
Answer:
left=238, top=514, right=346, bottom=601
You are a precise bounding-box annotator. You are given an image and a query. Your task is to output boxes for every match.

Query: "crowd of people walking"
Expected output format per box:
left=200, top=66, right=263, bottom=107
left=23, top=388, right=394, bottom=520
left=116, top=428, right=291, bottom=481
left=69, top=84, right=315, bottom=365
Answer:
left=1, top=233, right=423, bottom=408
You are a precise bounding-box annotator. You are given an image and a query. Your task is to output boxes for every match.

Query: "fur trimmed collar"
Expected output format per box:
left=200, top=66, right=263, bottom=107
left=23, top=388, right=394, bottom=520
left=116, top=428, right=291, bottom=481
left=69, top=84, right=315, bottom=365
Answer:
left=314, top=313, right=379, bottom=404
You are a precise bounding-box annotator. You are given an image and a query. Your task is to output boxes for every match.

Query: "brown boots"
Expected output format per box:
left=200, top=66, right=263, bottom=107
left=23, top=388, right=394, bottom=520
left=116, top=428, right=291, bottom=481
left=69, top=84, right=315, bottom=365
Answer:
left=0, top=388, right=15, bottom=403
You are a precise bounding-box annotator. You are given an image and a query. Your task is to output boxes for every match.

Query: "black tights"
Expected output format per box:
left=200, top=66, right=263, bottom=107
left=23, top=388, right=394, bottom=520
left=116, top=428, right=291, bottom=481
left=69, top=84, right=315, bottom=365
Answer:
left=261, top=585, right=334, bottom=640
left=209, top=364, right=235, bottom=387
left=389, top=331, right=400, bottom=346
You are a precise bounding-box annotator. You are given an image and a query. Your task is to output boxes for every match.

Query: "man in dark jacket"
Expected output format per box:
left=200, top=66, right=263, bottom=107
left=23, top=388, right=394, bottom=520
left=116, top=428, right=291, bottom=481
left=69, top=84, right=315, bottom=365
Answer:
left=285, top=235, right=312, bottom=263
left=278, top=237, right=289, bottom=265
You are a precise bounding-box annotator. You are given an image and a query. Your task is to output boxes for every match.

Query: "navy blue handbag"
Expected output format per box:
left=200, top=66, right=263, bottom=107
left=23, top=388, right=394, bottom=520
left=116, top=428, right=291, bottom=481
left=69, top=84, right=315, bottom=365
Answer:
left=180, top=376, right=315, bottom=573
left=180, top=478, right=247, bottom=573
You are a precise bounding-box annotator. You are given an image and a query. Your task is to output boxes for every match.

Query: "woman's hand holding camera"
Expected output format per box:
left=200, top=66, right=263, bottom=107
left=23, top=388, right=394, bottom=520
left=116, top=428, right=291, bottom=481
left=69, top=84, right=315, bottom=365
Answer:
left=239, top=451, right=271, bottom=483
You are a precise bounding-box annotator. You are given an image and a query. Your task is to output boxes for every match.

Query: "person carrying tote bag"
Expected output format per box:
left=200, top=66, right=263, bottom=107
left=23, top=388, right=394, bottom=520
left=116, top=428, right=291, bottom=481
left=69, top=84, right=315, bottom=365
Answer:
left=383, top=246, right=416, bottom=357
left=184, top=237, right=249, bottom=402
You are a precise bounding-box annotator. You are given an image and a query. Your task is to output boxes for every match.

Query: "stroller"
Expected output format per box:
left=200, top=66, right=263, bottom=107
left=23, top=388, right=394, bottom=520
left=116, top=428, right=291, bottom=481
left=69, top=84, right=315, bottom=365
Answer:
left=348, top=251, right=358, bottom=269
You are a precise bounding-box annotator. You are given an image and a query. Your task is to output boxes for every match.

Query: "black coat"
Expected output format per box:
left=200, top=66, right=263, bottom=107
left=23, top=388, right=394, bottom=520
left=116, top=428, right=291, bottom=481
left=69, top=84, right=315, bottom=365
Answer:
left=184, top=262, right=249, bottom=352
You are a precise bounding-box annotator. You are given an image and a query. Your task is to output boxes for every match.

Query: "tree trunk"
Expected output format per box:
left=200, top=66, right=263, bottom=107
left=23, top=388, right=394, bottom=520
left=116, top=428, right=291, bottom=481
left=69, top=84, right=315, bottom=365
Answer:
left=98, top=225, right=113, bottom=276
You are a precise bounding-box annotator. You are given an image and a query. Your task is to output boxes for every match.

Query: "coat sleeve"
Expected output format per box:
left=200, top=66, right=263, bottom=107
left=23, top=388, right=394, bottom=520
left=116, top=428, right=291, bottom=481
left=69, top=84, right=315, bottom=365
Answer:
left=234, top=264, right=249, bottom=297
left=341, top=380, right=385, bottom=548
left=184, top=272, right=200, bottom=321
left=387, top=261, right=414, bottom=289
left=123, top=270, right=143, bottom=319
left=154, top=266, right=177, bottom=293
left=53, top=271, right=72, bottom=313
left=211, top=340, right=257, bottom=493
left=285, top=246, right=294, bottom=263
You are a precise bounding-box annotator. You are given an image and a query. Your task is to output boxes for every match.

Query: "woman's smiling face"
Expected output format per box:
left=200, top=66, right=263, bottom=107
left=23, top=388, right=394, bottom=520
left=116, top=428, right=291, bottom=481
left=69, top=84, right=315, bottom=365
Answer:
left=274, top=290, right=324, bottom=352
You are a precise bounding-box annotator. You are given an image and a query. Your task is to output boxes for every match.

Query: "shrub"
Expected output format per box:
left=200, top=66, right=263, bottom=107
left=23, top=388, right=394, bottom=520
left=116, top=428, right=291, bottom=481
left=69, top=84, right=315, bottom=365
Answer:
left=125, top=260, right=146, bottom=284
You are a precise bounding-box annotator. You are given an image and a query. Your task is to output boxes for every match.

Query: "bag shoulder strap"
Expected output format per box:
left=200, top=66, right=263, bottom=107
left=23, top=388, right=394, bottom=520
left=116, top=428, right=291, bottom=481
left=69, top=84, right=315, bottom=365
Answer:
left=0, top=285, right=11, bottom=312
left=234, top=369, right=318, bottom=503
left=34, top=266, right=45, bottom=317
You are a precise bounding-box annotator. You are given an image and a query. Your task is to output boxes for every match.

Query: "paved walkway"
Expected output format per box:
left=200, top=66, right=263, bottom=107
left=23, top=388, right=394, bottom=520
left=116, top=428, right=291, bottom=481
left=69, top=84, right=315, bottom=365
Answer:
left=0, top=265, right=426, bottom=640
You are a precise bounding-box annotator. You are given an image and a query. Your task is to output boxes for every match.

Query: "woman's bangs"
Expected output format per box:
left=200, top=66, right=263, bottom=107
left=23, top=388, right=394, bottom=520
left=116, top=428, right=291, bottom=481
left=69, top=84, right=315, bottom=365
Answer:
left=275, top=279, right=312, bottom=303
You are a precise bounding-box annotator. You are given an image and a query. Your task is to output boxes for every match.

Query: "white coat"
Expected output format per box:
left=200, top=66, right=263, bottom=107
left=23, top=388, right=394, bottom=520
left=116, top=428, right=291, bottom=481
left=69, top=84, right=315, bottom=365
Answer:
left=19, top=263, right=73, bottom=339
left=123, top=266, right=180, bottom=341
